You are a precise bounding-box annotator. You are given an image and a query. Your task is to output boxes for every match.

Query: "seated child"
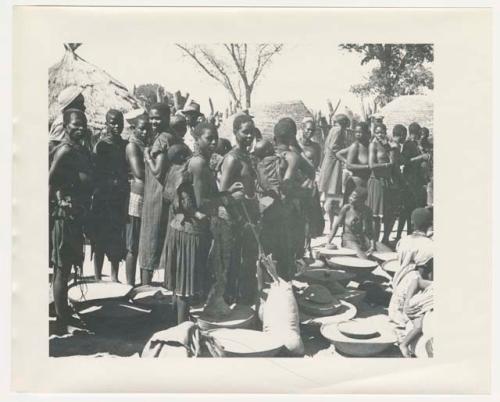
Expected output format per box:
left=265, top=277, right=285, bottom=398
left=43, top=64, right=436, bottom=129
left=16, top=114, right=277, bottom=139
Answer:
left=399, top=259, right=434, bottom=357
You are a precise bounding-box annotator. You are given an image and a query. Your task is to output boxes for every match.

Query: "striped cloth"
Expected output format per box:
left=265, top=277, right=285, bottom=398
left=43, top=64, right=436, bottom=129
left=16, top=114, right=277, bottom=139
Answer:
left=128, top=192, right=144, bottom=218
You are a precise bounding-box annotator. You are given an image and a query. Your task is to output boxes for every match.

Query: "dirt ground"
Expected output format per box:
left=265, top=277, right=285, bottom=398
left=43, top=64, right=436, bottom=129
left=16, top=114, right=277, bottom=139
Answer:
left=49, top=225, right=404, bottom=359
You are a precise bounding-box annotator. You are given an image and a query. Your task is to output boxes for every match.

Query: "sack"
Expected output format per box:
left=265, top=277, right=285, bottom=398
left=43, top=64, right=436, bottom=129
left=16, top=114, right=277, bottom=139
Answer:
left=141, top=321, right=196, bottom=358
left=262, top=279, right=304, bottom=356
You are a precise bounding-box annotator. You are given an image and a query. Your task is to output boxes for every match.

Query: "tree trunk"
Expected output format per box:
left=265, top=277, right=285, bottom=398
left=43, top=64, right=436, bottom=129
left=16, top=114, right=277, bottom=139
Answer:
left=244, top=86, right=252, bottom=109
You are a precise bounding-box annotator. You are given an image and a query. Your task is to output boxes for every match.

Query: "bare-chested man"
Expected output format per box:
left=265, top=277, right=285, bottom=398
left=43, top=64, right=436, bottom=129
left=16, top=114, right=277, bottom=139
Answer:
left=49, top=109, right=93, bottom=331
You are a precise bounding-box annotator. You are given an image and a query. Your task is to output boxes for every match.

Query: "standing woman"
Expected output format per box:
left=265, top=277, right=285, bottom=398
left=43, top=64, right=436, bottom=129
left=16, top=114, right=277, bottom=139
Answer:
left=138, top=103, right=177, bottom=285
left=336, top=122, right=371, bottom=204
left=164, top=122, right=244, bottom=324
left=318, top=114, right=350, bottom=230
left=367, top=123, right=394, bottom=243
left=124, top=114, right=150, bottom=285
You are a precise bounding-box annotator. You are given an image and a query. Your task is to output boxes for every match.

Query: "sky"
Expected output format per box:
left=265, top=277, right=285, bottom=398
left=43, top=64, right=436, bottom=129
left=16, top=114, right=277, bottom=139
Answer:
left=48, top=42, right=375, bottom=117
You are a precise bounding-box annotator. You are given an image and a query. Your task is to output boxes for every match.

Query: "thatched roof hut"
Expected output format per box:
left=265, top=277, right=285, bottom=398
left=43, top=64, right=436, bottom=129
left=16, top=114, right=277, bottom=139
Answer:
left=218, top=100, right=314, bottom=142
left=378, top=95, right=433, bottom=135
left=49, top=44, right=140, bottom=134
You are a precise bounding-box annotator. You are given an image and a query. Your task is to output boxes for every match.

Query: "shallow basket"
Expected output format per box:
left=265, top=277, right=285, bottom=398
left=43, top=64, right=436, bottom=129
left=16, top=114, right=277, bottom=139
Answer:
left=327, top=257, right=378, bottom=276
left=320, top=319, right=397, bottom=357
left=194, top=304, right=255, bottom=331
left=209, top=328, right=283, bottom=357
left=381, top=259, right=400, bottom=276
left=318, top=247, right=357, bottom=258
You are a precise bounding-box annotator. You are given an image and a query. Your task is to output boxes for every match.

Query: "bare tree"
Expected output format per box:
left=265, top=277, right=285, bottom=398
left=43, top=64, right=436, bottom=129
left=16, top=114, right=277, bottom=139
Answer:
left=176, top=43, right=284, bottom=109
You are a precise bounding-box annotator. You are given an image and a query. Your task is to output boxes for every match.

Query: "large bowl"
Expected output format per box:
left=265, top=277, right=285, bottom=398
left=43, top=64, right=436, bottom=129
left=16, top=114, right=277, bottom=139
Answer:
left=300, top=301, right=357, bottom=326
left=296, top=268, right=356, bottom=287
left=209, top=328, right=283, bottom=357
left=320, top=318, right=397, bottom=357
left=318, top=247, right=357, bottom=258
left=327, top=257, right=378, bottom=276
left=381, top=259, right=400, bottom=276
left=371, top=252, right=398, bottom=263
left=194, top=304, right=255, bottom=331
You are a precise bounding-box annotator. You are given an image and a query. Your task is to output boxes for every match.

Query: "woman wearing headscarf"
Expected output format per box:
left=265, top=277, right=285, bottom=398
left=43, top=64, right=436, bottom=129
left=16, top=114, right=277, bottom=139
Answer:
left=318, top=114, right=350, bottom=229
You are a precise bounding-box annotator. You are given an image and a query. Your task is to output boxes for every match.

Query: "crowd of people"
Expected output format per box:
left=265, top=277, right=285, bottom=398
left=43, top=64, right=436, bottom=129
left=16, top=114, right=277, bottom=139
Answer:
left=48, top=85, right=434, bottom=347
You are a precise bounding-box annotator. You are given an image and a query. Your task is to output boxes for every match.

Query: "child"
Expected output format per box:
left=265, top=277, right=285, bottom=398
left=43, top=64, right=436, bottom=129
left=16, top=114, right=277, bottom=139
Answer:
left=399, top=259, right=433, bottom=357
left=253, top=139, right=283, bottom=201
left=163, top=143, right=206, bottom=222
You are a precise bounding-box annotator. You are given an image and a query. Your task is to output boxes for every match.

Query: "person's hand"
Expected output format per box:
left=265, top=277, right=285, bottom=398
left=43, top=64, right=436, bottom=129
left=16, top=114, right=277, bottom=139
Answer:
left=404, top=304, right=418, bottom=316
left=228, top=182, right=244, bottom=194
left=423, top=153, right=431, bottom=161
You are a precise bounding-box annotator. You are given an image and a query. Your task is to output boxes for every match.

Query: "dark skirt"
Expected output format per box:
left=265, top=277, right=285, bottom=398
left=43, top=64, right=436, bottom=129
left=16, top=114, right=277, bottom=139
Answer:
left=138, top=166, right=170, bottom=271
left=90, top=194, right=127, bottom=262
left=318, top=154, right=343, bottom=196
left=126, top=216, right=141, bottom=255
left=259, top=200, right=295, bottom=281
left=164, top=220, right=211, bottom=298
left=51, top=206, right=85, bottom=269
left=367, top=176, right=391, bottom=217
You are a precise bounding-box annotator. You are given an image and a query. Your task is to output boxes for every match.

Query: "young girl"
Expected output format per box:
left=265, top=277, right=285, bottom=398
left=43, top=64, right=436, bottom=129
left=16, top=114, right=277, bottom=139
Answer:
left=326, top=186, right=392, bottom=259
left=163, top=123, right=244, bottom=324
left=367, top=123, right=394, bottom=244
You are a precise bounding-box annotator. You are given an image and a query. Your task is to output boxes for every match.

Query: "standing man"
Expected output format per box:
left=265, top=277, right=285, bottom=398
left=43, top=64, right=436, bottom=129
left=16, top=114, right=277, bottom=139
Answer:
left=318, top=114, right=350, bottom=230
left=181, top=101, right=202, bottom=152
left=91, top=109, right=129, bottom=282
left=49, top=109, right=93, bottom=330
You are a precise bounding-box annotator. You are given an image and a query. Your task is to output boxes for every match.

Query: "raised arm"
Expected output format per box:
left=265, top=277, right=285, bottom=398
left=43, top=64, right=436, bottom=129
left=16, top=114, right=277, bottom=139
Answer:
left=144, top=149, right=167, bottom=182
left=401, top=142, right=429, bottom=166
left=346, top=144, right=369, bottom=172
left=335, top=146, right=350, bottom=164
left=126, top=142, right=145, bottom=181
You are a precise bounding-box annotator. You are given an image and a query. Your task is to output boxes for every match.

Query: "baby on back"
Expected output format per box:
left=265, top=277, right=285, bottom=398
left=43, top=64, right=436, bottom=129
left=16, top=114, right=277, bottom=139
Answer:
left=253, top=139, right=285, bottom=200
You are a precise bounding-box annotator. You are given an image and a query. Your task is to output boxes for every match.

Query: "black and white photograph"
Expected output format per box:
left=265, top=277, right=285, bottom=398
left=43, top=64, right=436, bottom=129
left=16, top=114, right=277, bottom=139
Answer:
left=48, top=41, right=435, bottom=359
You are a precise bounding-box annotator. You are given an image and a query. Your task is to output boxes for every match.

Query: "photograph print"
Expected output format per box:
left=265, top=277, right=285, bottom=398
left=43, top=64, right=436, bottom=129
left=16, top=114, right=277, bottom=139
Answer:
left=48, top=41, right=434, bottom=359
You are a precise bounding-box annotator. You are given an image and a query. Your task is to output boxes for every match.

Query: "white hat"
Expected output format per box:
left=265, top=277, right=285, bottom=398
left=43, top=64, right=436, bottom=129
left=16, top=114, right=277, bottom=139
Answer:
left=57, top=85, right=83, bottom=112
